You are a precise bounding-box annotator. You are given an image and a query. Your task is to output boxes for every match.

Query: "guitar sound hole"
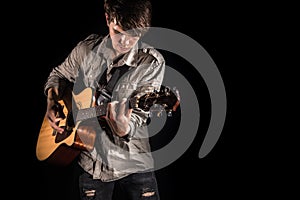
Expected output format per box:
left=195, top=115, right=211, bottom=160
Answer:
left=55, top=126, right=73, bottom=143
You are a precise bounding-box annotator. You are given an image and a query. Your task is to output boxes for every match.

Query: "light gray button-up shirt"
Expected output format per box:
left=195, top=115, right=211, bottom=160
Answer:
left=44, top=33, right=165, bottom=182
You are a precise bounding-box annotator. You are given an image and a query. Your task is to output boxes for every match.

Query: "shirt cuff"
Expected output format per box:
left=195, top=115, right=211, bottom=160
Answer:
left=121, top=121, right=135, bottom=142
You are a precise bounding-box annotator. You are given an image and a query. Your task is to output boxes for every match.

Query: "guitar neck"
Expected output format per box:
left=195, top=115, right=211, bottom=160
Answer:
left=75, top=84, right=179, bottom=122
left=75, top=104, right=107, bottom=122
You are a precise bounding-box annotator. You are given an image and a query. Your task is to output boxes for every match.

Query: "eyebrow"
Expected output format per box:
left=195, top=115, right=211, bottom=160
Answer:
left=113, top=24, right=125, bottom=34
left=113, top=23, right=140, bottom=37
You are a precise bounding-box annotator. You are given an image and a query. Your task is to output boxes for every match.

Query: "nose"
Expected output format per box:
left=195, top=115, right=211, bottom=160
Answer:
left=119, top=35, right=130, bottom=46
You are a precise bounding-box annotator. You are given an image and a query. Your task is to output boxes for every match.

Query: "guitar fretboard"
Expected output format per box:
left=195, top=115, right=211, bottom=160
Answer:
left=75, top=104, right=107, bottom=121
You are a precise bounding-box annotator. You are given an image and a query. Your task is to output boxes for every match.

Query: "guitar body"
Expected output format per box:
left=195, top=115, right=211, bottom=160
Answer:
left=36, top=87, right=93, bottom=166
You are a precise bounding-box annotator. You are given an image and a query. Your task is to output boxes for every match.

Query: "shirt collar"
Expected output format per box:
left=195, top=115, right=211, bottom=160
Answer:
left=97, top=34, right=139, bottom=68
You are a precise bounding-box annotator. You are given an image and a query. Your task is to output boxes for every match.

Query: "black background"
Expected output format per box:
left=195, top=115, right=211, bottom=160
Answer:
left=7, top=0, right=269, bottom=199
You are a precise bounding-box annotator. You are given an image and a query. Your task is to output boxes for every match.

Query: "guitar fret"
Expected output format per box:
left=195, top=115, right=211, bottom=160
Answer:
left=95, top=105, right=106, bottom=118
left=76, top=107, right=96, bottom=121
left=76, top=105, right=106, bottom=122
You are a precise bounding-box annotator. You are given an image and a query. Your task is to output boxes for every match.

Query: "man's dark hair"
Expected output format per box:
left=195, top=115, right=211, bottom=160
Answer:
left=104, top=0, right=152, bottom=35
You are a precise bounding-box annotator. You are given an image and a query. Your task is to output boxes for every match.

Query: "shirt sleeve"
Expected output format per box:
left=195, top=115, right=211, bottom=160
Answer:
left=126, top=52, right=166, bottom=139
left=44, top=34, right=101, bottom=99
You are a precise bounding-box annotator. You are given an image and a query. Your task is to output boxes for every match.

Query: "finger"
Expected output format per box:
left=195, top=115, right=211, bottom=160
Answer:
left=47, top=110, right=56, bottom=122
left=105, top=117, right=117, bottom=134
left=105, top=103, right=110, bottom=118
left=54, top=117, right=63, bottom=122
left=106, top=101, right=116, bottom=118
left=126, top=108, right=133, bottom=118
left=48, top=119, right=64, bottom=134
left=105, top=102, right=110, bottom=119
left=118, top=98, right=127, bottom=116
left=47, top=109, right=61, bottom=125
left=108, top=101, right=118, bottom=120
left=48, top=116, right=63, bottom=131
left=54, top=124, right=65, bottom=134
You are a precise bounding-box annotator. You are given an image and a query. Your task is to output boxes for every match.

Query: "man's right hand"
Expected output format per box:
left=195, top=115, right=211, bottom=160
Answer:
left=46, top=88, right=65, bottom=134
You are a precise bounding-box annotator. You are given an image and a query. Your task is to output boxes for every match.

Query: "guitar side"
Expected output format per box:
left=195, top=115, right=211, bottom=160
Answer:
left=36, top=87, right=93, bottom=165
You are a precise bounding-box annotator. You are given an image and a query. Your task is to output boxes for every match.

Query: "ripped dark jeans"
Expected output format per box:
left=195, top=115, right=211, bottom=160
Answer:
left=78, top=169, right=160, bottom=200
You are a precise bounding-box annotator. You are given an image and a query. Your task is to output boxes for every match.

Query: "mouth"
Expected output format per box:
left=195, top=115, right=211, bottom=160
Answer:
left=117, top=45, right=130, bottom=52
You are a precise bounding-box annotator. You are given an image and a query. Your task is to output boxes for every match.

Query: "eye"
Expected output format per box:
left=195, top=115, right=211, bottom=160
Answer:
left=113, top=29, right=121, bottom=35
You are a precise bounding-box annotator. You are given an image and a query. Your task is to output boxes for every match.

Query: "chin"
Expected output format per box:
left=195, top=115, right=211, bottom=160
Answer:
left=115, top=49, right=129, bottom=55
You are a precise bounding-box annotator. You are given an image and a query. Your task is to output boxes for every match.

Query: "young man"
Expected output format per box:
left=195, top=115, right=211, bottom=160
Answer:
left=43, top=0, right=165, bottom=199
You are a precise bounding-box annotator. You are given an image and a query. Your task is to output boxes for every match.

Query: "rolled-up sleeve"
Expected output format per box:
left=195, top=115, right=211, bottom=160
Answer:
left=126, top=54, right=166, bottom=139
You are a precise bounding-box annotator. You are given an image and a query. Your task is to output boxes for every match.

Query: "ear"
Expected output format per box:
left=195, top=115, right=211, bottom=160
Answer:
left=105, top=13, right=110, bottom=27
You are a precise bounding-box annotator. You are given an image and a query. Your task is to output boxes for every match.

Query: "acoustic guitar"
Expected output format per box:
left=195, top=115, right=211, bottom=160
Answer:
left=36, top=85, right=180, bottom=166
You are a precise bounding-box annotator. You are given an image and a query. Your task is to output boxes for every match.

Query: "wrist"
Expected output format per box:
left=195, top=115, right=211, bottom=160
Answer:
left=119, top=125, right=131, bottom=142
left=118, top=125, right=131, bottom=137
left=125, top=125, right=131, bottom=135
left=47, top=88, right=59, bottom=101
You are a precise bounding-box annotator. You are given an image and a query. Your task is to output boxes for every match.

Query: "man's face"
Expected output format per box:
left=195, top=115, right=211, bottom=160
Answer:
left=108, top=21, right=140, bottom=55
